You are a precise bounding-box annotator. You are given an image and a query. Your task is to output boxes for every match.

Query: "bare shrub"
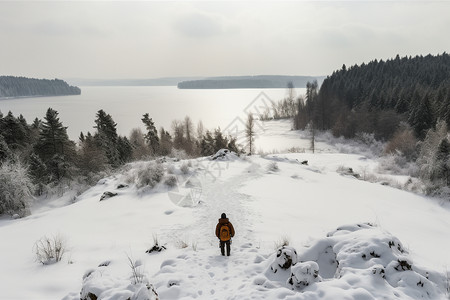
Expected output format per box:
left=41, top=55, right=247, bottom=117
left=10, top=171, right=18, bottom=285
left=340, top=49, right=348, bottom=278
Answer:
left=191, top=241, right=198, bottom=251
left=176, top=238, right=189, bottom=249
left=126, top=253, right=146, bottom=285
left=33, top=234, right=67, bottom=265
left=287, top=147, right=306, bottom=153
left=166, top=165, right=175, bottom=174
left=136, top=162, right=164, bottom=188
left=274, top=236, right=290, bottom=250
left=146, top=234, right=166, bottom=253
left=267, top=162, right=279, bottom=172
left=164, top=175, right=178, bottom=188
left=180, top=162, right=190, bottom=175
left=384, top=122, right=417, bottom=160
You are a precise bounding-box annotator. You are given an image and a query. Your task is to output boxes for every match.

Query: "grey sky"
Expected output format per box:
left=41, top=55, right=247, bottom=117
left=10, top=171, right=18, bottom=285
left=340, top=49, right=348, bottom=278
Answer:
left=1, top=1, right=449, bottom=79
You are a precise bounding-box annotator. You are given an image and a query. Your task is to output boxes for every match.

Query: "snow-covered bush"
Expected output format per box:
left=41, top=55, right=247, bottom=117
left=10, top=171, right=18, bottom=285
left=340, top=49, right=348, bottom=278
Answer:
left=80, top=266, right=158, bottom=300
left=270, top=246, right=298, bottom=273
left=287, top=261, right=322, bottom=290
left=0, top=159, right=34, bottom=216
left=33, top=234, right=67, bottom=265
left=135, top=162, right=164, bottom=189
left=415, top=120, right=450, bottom=196
left=355, top=132, right=384, bottom=156
left=336, top=165, right=360, bottom=178
left=180, top=162, right=190, bottom=175
left=170, top=148, right=188, bottom=160
left=261, top=224, right=447, bottom=298
left=146, top=234, right=166, bottom=254
left=267, top=161, right=279, bottom=172
left=164, top=175, right=178, bottom=188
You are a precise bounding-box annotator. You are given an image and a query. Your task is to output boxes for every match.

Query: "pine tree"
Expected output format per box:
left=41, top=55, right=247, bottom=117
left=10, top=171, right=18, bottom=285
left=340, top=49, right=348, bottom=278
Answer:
left=77, top=132, right=108, bottom=177
left=141, top=113, right=160, bottom=154
left=213, top=128, right=229, bottom=153
left=409, top=94, right=434, bottom=139
left=0, top=111, right=28, bottom=150
left=28, top=153, right=48, bottom=195
left=200, top=130, right=215, bottom=156
left=117, top=136, right=133, bottom=163
left=94, top=109, right=120, bottom=168
left=34, top=108, right=74, bottom=181
left=36, top=108, right=69, bottom=158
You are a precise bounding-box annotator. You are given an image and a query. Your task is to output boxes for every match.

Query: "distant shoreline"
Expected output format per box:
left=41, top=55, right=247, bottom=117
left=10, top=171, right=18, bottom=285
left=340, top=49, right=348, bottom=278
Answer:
left=66, top=75, right=325, bottom=89
left=0, top=94, right=80, bottom=101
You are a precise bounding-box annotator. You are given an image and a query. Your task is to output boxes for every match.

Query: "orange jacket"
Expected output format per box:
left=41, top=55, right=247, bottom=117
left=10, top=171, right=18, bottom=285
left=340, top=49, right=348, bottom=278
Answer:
left=215, top=218, right=235, bottom=240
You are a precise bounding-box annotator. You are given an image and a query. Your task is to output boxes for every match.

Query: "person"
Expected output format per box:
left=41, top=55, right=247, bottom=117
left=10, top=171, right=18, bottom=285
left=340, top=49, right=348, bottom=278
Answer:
left=215, top=213, right=235, bottom=256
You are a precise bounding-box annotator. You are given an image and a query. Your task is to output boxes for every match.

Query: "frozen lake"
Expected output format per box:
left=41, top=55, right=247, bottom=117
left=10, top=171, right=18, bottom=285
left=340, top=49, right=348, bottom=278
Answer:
left=0, top=86, right=304, bottom=140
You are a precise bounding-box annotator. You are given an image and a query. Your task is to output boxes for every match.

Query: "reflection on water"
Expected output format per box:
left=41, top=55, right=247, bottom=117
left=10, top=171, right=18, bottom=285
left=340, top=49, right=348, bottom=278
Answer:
left=0, top=86, right=304, bottom=140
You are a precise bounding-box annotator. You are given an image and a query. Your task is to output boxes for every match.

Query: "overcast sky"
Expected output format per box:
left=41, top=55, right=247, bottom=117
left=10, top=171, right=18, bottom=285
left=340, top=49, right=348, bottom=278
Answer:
left=1, top=1, right=449, bottom=80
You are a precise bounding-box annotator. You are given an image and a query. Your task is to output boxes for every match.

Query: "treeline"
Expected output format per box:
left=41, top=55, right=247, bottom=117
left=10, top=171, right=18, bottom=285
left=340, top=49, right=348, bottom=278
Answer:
left=0, top=109, right=241, bottom=216
left=178, top=75, right=324, bottom=89
left=0, top=76, right=81, bottom=98
left=294, top=53, right=450, bottom=140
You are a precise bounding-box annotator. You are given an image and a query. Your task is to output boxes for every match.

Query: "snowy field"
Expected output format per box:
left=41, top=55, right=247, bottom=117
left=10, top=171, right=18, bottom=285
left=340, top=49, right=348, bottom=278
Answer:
left=1, top=120, right=450, bottom=299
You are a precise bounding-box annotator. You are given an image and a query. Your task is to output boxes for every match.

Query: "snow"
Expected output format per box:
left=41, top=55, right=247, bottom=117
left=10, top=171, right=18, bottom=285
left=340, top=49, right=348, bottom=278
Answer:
left=1, top=120, right=450, bottom=299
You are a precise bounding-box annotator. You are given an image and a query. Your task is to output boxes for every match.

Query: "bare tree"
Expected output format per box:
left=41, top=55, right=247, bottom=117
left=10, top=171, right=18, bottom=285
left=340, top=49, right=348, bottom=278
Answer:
left=184, top=116, right=194, bottom=154
left=172, top=120, right=185, bottom=150
left=246, top=114, right=255, bottom=155
left=196, top=120, right=204, bottom=140
left=129, top=128, right=151, bottom=160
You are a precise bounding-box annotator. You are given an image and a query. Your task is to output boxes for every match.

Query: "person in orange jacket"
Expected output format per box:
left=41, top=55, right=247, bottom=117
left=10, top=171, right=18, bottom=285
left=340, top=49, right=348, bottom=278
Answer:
left=215, top=213, right=235, bottom=256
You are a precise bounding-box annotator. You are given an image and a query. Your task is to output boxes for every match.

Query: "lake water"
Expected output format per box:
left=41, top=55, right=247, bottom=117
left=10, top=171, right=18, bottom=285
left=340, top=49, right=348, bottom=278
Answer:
left=0, top=86, right=305, bottom=140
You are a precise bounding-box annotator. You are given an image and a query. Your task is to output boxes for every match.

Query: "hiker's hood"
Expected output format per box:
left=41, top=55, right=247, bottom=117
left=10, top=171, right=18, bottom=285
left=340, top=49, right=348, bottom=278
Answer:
left=218, top=218, right=229, bottom=224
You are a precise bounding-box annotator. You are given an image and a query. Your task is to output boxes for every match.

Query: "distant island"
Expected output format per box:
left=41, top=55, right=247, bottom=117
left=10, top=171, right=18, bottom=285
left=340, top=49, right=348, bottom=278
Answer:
left=66, top=75, right=325, bottom=89
left=0, top=76, right=81, bottom=99
left=177, top=75, right=325, bottom=89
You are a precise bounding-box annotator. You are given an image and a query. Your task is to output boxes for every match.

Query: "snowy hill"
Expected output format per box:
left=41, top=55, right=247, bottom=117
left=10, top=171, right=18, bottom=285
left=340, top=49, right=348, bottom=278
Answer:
left=0, top=121, right=449, bottom=299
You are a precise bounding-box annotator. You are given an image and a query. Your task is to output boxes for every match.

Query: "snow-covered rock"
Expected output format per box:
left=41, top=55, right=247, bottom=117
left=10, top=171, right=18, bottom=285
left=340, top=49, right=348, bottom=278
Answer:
left=99, top=191, right=118, bottom=201
left=211, top=149, right=238, bottom=160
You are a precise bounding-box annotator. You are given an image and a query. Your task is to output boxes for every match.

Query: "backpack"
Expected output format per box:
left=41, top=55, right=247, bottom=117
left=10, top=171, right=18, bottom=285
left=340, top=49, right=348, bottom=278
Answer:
left=220, top=224, right=231, bottom=241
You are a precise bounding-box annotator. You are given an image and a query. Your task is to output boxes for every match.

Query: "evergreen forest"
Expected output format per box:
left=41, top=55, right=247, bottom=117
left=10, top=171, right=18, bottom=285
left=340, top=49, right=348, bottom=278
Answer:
left=0, top=76, right=81, bottom=98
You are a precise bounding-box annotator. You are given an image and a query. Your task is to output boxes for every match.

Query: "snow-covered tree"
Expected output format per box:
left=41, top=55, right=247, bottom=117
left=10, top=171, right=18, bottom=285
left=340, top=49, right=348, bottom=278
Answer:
left=417, top=120, right=449, bottom=191
left=0, top=134, right=13, bottom=163
left=34, top=108, right=75, bottom=181
left=94, top=109, right=121, bottom=167
left=0, top=159, right=34, bottom=216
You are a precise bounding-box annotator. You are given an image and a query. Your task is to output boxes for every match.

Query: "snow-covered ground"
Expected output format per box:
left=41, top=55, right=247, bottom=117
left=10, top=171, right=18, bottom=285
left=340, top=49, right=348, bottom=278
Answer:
left=1, top=120, right=450, bottom=299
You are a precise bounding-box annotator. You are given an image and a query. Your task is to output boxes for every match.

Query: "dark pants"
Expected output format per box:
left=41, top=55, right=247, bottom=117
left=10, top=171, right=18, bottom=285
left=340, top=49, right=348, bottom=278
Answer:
left=220, top=240, right=231, bottom=256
